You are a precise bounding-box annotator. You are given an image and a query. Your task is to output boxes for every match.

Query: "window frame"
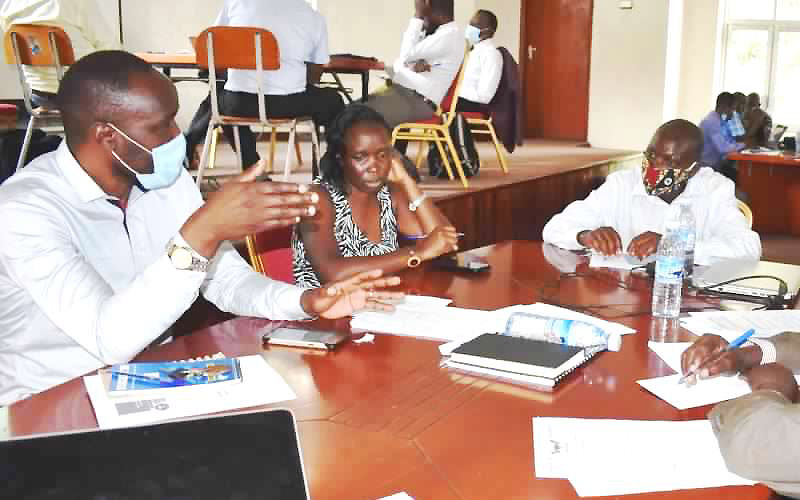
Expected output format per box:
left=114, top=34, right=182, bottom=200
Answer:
left=721, top=1, right=800, bottom=128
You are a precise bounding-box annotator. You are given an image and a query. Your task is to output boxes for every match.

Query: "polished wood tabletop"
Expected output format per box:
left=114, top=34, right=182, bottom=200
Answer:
left=729, top=151, right=800, bottom=167
left=7, top=242, right=778, bottom=500
left=136, top=52, right=384, bottom=100
left=730, top=151, right=800, bottom=234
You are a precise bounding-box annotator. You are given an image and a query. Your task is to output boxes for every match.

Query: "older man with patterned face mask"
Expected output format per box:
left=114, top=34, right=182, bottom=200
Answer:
left=542, top=119, right=761, bottom=263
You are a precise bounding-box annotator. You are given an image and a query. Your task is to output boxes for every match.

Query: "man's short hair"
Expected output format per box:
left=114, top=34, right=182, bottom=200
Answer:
left=430, top=0, right=454, bottom=18
left=715, top=92, right=734, bottom=109
left=56, top=50, right=159, bottom=145
left=656, top=119, right=703, bottom=160
left=477, top=9, right=498, bottom=34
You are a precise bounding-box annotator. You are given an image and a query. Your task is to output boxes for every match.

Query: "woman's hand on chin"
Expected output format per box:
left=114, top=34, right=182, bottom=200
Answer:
left=387, top=151, right=414, bottom=187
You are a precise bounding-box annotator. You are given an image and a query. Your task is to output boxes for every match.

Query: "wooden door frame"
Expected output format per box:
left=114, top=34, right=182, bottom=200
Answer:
left=518, top=0, right=595, bottom=141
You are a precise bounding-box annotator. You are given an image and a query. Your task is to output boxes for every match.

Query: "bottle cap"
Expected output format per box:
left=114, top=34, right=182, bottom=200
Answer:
left=606, top=332, right=622, bottom=352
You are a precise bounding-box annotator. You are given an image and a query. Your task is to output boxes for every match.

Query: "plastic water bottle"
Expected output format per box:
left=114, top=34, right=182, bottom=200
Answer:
left=675, top=203, right=696, bottom=277
left=503, top=312, right=622, bottom=351
left=651, top=228, right=685, bottom=318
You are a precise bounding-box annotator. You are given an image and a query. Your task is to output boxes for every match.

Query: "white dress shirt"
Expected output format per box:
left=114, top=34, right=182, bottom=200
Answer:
left=458, top=38, right=502, bottom=105
left=392, top=18, right=464, bottom=105
left=0, top=0, right=118, bottom=94
left=542, top=166, right=762, bottom=265
left=0, top=142, right=308, bottom=406
left=214, top=0, right=329, bottom=96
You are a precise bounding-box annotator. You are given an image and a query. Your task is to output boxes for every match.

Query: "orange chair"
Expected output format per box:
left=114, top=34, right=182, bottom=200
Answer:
left=391, top=49, right=470, bottom=188
left=3, top=24, right=74, bottom=172
left=245, top=226, right=295, bottom=284
left=192, top=27, right=319, bottom=185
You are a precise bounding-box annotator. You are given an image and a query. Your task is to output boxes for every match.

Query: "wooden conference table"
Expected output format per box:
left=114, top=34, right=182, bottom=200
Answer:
left=731, top=150, right=800, bottom=235
left=7, top=242, right=779, bottom=500
left=137, top=52, right=385, bottom=102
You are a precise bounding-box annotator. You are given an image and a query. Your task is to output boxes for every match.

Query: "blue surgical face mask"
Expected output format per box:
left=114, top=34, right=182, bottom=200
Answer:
left=108, top=123, right=186, bottom=190
left=465, top=25, right=482, bottom=46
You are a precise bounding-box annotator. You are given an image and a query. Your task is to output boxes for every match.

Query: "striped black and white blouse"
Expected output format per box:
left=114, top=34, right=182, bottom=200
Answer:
left=292, top=179, right=399, bottom=288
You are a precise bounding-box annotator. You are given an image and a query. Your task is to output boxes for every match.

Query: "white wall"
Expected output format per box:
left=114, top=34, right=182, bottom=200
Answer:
left=587, top=0, right=671, bottom=151
left=0, top=0, right=721, bottom=150
left=676, top=0, right=722, bottom=123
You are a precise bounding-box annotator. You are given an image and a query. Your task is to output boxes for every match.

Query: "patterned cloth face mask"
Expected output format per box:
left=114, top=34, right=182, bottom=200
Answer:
left=641, top=157, right=697, bottom=196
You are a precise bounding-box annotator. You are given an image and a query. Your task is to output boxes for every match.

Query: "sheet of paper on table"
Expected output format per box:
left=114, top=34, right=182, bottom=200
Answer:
left=533, top=417, right=755, bottom=497
left=84, top=355, right=296, bottom=429
left=589, top=253, right=653, bottom=270
left=642, top=341, right=800, bottom=410
left=680, top=310, right=800, bottom=341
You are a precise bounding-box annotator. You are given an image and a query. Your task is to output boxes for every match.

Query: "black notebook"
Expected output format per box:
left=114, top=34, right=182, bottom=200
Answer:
left=450, top=333, right=596, bottom=380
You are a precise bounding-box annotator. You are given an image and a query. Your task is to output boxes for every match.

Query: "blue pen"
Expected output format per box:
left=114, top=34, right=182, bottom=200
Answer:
left=403, top=232, right=464, bottom=240
left=678, top=328, right=756, bottom=384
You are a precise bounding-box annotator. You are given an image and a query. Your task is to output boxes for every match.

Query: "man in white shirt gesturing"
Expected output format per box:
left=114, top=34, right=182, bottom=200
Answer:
left=456, top=9, right=502, bottom=114
left=0, top=51, right=401, bottom=406
left=367, top=0, right=463, bottom=145
left=542, top=119, right=761, bottom=264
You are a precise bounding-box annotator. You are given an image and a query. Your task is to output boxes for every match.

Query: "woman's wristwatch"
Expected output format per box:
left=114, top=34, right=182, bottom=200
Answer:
left=407, top=248, right=422, bottom=268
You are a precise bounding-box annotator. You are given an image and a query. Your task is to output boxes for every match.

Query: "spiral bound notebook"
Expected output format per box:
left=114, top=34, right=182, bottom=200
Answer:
left=449, top=334, right=598, bottom=381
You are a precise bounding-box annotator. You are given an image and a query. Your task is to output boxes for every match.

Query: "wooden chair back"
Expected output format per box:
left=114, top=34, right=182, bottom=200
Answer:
left=194, top=26, right=279, bottom=71
left=3, top=24, right=74, bottom=67
left=245, top=226, right=295, bottom=284
left=737, top=200, right=753, bottom=229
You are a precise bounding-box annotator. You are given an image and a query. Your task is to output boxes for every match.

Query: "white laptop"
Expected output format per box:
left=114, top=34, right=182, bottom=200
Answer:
left=692, top=260, right=800, bottom=301
left=2, top=408, right=310, bottom=499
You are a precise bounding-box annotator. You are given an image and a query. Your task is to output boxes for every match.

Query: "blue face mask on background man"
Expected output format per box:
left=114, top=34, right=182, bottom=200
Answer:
left=107, top=123, right=186, bottom=190
left=465, top=25, right=483, bottom=46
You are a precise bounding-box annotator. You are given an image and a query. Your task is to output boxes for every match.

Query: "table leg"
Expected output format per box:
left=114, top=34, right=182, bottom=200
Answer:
left=330, top=72, right=353, bottom=103
left=360, top=71, right=369, bottom=102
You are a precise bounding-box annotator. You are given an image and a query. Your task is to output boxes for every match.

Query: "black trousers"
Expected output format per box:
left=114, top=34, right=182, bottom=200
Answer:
left=455, top=97, right=489, bottom=114
left=219, top=86, right=344, bottom=168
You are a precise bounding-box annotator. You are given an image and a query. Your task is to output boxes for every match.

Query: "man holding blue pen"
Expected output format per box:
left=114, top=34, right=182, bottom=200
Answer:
left=682, top=332, right=800, bottom=499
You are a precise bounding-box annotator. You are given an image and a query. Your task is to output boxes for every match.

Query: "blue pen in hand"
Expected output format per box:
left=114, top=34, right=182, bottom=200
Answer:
left=403, top=232, right=465, bottom=240
left=678, top=328, right=756, bottom=385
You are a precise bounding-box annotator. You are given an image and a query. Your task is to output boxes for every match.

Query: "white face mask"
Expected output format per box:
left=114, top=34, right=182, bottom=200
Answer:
left=108, top=123, right=186, bottom=191
left=465, top=25, right=483, bottom=45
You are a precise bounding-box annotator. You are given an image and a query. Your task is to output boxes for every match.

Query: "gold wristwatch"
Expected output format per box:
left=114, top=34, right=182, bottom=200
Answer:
left=167, top=238, right=209, bottom=272
left=407, top=248, right=421, bottom=268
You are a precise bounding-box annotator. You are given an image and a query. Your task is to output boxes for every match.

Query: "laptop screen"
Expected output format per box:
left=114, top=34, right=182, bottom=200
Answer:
left=1, top=409, right=309, bottom=500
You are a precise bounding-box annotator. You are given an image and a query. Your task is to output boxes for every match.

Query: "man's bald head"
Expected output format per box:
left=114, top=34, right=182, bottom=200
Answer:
left=649, top=119, right=703, bottom=167
left=56, top=50, right=174, bottom=146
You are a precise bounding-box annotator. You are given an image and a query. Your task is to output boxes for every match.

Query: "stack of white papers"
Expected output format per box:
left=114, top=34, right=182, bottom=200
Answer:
left=353, top=298, right=636, bottom=348
left=680, top=310, right=800, bottom=342
left=533, top=417, right=755, bottom=497
left=639, top=341, right=800, bottom=409
left=84, top=355, right=296, bottom=429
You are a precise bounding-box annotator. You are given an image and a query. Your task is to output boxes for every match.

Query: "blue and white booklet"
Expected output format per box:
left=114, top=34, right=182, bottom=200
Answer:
left=105, top=357, right=243, bottom=396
